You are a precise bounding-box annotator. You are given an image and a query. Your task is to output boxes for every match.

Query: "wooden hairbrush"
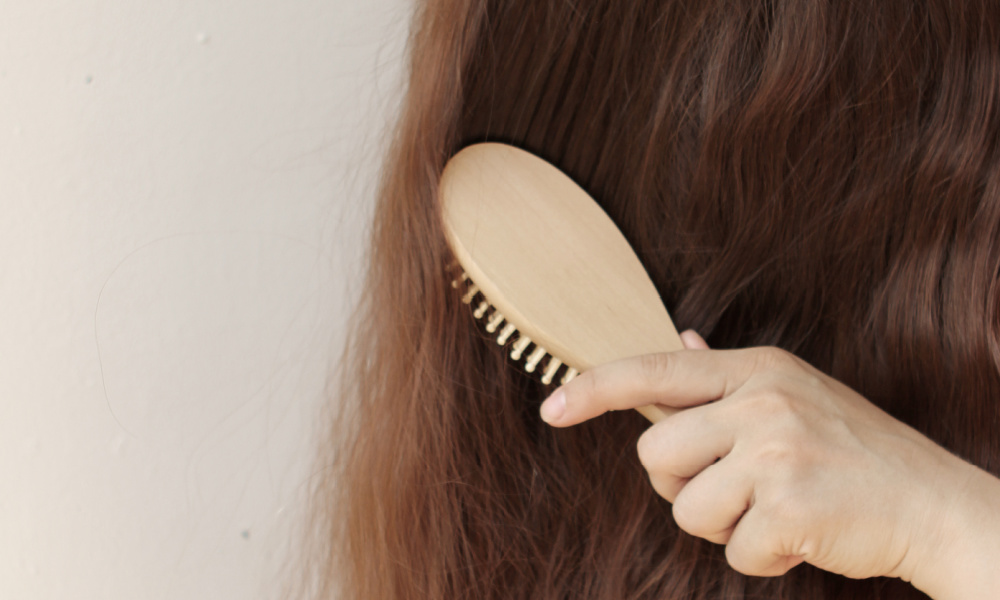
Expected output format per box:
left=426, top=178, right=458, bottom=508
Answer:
left=440, top=143, right=684, bottom=424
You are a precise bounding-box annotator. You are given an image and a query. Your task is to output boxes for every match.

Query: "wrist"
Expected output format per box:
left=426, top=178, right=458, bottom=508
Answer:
left=906, top=458, right=1000, bottom=600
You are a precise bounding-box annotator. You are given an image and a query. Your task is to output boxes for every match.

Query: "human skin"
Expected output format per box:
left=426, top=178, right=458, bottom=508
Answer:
left=539, top=330, right=1000, bottom=599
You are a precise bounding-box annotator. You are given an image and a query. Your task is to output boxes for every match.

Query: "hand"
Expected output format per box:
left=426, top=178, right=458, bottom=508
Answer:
left=539, top=331, right=994, bottom=594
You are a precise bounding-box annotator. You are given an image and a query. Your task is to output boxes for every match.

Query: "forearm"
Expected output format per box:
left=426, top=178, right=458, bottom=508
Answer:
left=909, top=459, right=1000, bottom=600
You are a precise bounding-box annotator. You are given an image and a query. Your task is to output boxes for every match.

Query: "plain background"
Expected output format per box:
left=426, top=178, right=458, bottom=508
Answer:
left=0, top=0, right=410, bottom=598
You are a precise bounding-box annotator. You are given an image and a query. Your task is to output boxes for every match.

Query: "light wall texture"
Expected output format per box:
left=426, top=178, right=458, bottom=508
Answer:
left=0, top=1, right=411, bottom=598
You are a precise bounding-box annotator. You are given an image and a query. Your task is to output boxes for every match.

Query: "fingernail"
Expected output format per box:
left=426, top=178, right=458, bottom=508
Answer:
left=540, top=390, right=565, bottom=424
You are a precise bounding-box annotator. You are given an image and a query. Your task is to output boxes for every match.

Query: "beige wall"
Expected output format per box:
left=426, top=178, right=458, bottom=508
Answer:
left=0, top=1, right=410, bottom=598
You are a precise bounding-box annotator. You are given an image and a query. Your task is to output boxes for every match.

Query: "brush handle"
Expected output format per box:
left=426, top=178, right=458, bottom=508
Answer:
left=636, top=402, right=679, bottom=424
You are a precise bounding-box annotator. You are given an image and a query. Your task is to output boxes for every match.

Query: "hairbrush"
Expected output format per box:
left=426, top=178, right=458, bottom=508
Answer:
left=440, top=143, right=684, bottom=424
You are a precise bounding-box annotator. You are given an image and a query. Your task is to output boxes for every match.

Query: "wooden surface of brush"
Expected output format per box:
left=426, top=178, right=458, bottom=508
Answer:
left=440, top=143, right=684, bottom=424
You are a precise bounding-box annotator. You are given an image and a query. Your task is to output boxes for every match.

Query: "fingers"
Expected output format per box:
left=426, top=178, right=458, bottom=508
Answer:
left=725, top=509, right=806, bottom=577
left=669, top=458, right=752, bottom=544
left=534, top=333, right=825, bottom=580
left=642, top=410, right=805, bottom=575
left=644, top=415, right=807, bottom=576
left=635, top=403, right=735, bottom=501
left=680, top=329, right=710, bottom=350
left=638, top=409, right=749, bottom=544
left=540, top=344, right=760, bottom=427
left=536, top=333, right=809, bottom=577
left=666, top=447, right=805, bottom=576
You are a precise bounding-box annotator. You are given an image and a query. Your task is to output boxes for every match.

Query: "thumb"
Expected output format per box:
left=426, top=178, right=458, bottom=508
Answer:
left=680, top=329, right=710, bottom=350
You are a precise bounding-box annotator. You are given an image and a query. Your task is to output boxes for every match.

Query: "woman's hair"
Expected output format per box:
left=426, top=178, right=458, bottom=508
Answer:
left=302, top=1, right=1000, bottom=598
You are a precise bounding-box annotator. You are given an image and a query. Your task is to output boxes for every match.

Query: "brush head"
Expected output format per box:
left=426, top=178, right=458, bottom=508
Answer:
left=440, top=143, right=683, bottom=421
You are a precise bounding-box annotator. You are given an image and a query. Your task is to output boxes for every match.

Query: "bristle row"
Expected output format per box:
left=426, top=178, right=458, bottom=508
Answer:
left=454, top=273, right=578, bottom=386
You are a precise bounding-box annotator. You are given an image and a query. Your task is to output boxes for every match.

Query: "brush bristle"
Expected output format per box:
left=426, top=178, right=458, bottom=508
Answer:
left=541, top=357, right=562, bottom=385
left=452, top=271, right=575, bottom=386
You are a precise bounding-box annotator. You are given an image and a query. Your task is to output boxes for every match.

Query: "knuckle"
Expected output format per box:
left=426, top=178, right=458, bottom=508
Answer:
left=799, top=371, right=825, bottom=391
left=724, top=542, right=758, bottom=576
left=639, top=352, right=675, bottom=386
left=761, top=487, right=811, bottom=528
left=671, top=495, right=702, bottom=534
left=750, top=386, right=799, bottom=418
left=636, top=419, right=684, bottom=469
left=635, top=430, right=657, bottom=468
left=635, top=422, right=680, bottom=470
left=752, top=346, right=792, bottom=371
left=754, top=437, right=806, bottom=470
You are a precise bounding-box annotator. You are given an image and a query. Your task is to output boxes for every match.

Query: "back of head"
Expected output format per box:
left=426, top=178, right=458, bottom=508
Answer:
left=307, top=1, right=1000, bottom=598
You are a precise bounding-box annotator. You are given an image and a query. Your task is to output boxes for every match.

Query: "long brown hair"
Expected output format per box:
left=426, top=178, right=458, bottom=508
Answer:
left=301, top=1, right=1000, bottom=598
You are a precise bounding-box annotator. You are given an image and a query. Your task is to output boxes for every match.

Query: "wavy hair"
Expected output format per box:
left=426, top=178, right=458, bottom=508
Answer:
left=300, top=1, right=1000, bottom=598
